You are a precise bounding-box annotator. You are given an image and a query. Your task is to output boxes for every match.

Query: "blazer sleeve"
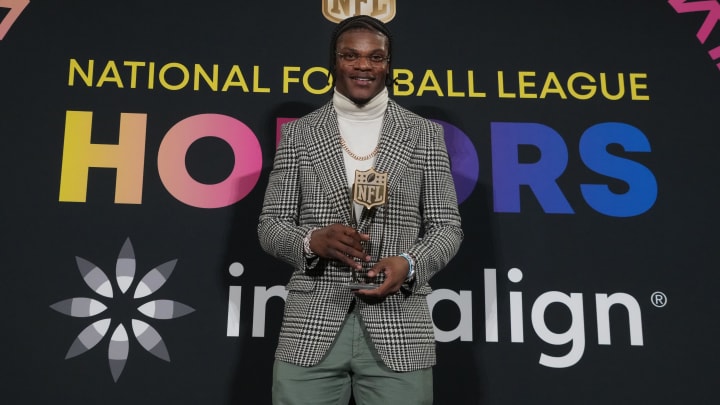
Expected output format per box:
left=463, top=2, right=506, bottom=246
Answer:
left=257, top=122, right=317, bottom=271
left=404, top=122, right=463, bottom=292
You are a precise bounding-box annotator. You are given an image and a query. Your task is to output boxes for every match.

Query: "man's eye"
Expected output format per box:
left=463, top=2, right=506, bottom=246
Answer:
left=370, top=55, right=385, bottom=62
left=343, top=54, right=359, bottom=61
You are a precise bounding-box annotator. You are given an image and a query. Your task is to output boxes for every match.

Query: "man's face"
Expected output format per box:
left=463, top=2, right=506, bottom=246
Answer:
left=334, top=29, right=389, bottom=105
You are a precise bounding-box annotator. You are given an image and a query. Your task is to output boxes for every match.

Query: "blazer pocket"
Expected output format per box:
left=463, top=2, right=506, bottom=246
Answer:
left=286, top=272, right=316, bottom=292
left=413, top=285, right=432, bottom=296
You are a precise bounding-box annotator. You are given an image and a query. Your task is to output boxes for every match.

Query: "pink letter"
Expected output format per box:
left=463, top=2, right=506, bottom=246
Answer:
left=158, top=114, right=262, bottom=208
left=0, top=0, right=30, bottom=41
left=669, top=0, right=720, bottom=43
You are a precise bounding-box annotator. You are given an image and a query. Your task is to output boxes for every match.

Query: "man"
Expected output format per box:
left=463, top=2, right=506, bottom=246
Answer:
left=258, top=15, right=462, bottom=405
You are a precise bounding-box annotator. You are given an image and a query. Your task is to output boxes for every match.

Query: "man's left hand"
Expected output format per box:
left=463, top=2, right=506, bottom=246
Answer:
left=354, top=256, right=409, bottom=298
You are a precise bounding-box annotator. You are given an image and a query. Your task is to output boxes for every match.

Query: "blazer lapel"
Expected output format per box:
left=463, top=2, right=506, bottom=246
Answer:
left=303, top=102, right=354, bottom=226
left=357, top=100, right=419, bottom=230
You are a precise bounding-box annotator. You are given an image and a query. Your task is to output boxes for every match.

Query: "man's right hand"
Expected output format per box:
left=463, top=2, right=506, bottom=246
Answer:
left=309, top=224, right=371, bottom=269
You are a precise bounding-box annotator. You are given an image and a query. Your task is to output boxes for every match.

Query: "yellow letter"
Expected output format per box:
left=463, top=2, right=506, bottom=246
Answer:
left=392, top=68, right=414, bottom=96
left=629, top=73, right=649, bottom=100
left=159, top=62, right=190, bottom=91
left=194, top=64, right=219, bottom=91
left=599, top=73, right=625, bottom=101
left=497, top=71, right=516, bottom=98
left=417, top=70, right=444, bottom=97
left=59, top=111, right=146, bottom=204
left=282, top=66, right=302, bottom=93
left=539, top=72, right=567, bottom=99
left=123, top=61, right=146, bottom=89
left=253, top=65, right=271, bottom=93
left=447, top=70, right=465, bottom=97
left=96, top=60, right=123, bottom=88
left=68, top=59, right=94, bottom=87
left=222, top=65, right=250, bottom=92
left=467, top=70, right=486, bottom=98
left=148, top=62, right=155, bottom=89
left=567, top=72, right=596, bottom=100
left=518, top=71, right=537, bottom=99
left=302, top=67, right=332, bottom=95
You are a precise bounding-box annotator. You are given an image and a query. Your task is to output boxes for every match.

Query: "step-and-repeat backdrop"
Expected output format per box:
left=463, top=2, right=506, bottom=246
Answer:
left=2, top=1, right=719, bottom=404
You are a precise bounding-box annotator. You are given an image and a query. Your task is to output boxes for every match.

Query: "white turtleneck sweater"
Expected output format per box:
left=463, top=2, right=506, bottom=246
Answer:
left=333, top=87, right=388, bottom=222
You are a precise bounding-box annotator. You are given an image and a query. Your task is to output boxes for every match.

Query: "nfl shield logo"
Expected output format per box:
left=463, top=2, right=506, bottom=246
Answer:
left=352, top=168, right=388, bottom=209
left=322, top=0, right=397, bottom=23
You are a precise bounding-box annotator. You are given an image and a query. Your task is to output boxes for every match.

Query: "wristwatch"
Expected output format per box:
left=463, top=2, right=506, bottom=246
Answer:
left=399, top=252, right=415, bottom=281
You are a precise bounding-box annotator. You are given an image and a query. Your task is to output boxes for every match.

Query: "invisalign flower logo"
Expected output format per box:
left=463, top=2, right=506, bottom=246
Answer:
left=50, top=238, right=194, bottom=381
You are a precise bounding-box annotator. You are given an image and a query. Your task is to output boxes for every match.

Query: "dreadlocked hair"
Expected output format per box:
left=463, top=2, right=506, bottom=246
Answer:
left=328, top=15, right=395, bottom=87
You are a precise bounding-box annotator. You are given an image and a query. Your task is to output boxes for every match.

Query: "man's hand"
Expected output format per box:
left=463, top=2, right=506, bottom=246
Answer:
left=309, top=224, right=370, bottom=269
left=354, top=256, right=409, bottom=298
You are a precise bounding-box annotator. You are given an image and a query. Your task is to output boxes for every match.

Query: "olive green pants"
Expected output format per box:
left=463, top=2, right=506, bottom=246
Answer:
left=272, top=311, right=433, bottom=405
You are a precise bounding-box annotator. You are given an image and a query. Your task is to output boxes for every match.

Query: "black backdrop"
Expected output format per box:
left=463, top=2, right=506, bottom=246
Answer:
left=2, top=1, right=720, bottom=404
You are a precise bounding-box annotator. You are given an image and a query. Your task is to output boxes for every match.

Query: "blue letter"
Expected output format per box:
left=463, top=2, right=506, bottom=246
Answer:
left=579, top=123, right=657, bottom=217
left=492, top=122, right=573, bottom=213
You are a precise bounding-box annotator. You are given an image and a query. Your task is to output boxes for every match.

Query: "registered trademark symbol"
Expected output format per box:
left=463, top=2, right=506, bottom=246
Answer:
left=651, top=291, right=667, bottom=308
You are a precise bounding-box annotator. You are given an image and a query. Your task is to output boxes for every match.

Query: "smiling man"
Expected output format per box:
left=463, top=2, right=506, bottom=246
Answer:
left=258, top=15, right=463, bottom=405
left=333, top=23, right=389, bottom=105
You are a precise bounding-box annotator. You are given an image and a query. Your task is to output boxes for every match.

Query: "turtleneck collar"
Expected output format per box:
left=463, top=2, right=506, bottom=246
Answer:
left=333, top=87, right=388, bottom=121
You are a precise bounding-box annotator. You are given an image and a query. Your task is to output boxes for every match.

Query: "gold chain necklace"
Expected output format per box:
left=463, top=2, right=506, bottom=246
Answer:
left=339, top=136, right=378, bottom=161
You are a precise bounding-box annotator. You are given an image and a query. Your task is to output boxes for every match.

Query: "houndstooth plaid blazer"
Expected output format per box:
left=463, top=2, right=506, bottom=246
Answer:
left=258, top=98, right=463, bottom=372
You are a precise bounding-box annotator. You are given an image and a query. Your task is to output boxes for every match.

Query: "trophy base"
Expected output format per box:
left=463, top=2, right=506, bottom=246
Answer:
left=348, top=283, right=378, bottom=290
